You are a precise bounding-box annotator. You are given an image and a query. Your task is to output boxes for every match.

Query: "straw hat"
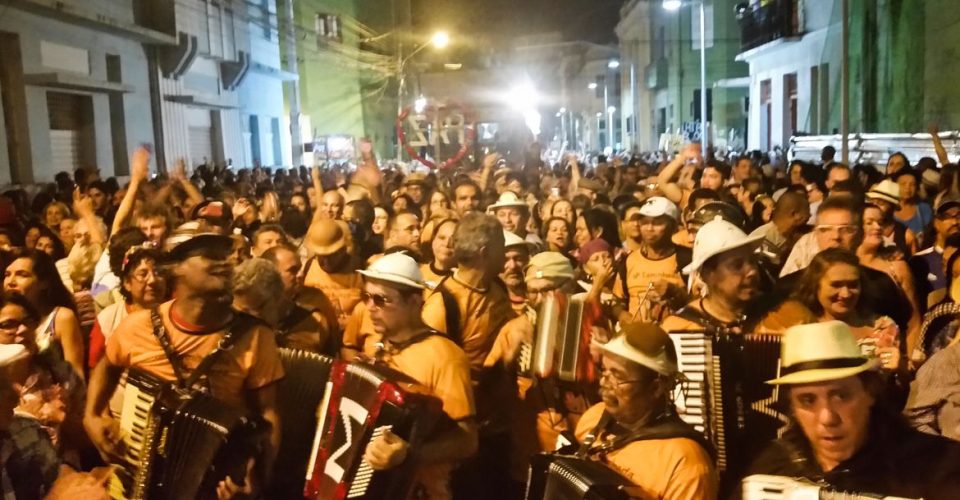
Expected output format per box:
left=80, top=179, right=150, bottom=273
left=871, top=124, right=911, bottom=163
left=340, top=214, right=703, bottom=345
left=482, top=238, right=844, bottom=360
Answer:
left=767, top=321, right=878, bottom=385
left=865, top=179, right=900, bottom=206
left=304, top=219, right=349, bottom=256
left=487, top=191, right=528, bottom=212
left=601, top=322, right=678, bottom=377
left=503, top=230, right=528, bottom=250
left=524, top=252, right=574, bottom=282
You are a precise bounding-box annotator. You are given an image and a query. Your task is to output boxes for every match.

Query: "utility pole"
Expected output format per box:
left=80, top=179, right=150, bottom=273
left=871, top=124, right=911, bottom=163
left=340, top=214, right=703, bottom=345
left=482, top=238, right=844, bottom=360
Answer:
left=840, top=0, right=849, bottom=164
left=284, top=0, right=303, bottom=167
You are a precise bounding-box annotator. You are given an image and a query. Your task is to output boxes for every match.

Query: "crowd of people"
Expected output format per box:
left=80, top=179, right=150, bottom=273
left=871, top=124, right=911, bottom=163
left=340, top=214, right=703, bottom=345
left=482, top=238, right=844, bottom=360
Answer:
left=2, top=134, right=960, bottom=500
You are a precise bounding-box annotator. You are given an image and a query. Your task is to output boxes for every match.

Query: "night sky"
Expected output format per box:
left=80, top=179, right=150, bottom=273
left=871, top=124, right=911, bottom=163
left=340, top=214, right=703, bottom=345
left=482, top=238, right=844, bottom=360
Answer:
left=412, top=0, right=625, bottom=45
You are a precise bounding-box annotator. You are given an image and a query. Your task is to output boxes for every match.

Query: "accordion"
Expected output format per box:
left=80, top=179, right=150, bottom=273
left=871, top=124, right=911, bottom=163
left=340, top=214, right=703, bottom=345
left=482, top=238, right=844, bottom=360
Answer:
left=525, top=454, right=637, bottom=500
left=270, top=348, right=334, bottom=499
left=742, top=474, right=918, bottom=500
left=304, top=359, right=444, bottom=500
left=107, top=369, right=265, bottom=500
left=519, top=292, right=595, bottom=383
left=668, top=333, right=786, bottom=474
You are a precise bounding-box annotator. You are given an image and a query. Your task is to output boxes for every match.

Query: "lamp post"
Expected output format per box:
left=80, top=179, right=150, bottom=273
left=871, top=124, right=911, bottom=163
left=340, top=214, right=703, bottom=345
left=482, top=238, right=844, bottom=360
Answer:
left=663, top=0, right=708, bottom=160
left=396, top=31, right=449, bottom=161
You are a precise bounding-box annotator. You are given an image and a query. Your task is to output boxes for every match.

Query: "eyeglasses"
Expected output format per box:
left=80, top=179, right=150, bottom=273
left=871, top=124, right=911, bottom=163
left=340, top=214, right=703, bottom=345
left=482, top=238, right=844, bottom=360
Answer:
left=360, top=291, right=394, bottom=309
left=599, top=369, right=642, bottom=388
left=937, top=211, right=960, bottom=220
left=814, top=224, right=859, bottom=236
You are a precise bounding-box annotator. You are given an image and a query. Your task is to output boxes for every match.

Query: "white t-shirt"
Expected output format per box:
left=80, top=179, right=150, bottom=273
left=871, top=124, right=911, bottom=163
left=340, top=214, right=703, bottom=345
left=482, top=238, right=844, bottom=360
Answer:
left=92, top=249, right=118, bottom=296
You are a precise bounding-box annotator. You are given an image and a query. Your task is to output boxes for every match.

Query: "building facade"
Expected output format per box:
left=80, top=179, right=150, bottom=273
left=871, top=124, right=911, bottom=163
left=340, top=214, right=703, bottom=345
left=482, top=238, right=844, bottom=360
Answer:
left=0, top=0, right=293, bottom=186
left=617, top=0, right=750, bottom=153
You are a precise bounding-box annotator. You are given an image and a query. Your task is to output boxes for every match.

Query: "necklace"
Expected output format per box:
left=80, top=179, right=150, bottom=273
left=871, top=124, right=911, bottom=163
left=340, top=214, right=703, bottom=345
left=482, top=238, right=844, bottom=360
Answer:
left=451, top=270, right=488, bottom=293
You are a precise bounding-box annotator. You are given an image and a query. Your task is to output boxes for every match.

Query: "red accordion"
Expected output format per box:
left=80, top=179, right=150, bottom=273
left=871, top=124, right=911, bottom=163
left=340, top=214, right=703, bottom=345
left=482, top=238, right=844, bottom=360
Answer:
left=304, top=359, right=444, bottom=500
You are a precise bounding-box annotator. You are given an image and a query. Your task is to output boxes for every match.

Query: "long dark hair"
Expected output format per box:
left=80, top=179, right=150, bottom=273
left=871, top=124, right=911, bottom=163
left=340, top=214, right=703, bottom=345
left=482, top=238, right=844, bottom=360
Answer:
left=582, top=208, right=622, bottom=249
left=2, top=248, right=76, bottom=312
left=541, top=216, right=574, bottom=253
left=792, top=248, right=861, bottom=318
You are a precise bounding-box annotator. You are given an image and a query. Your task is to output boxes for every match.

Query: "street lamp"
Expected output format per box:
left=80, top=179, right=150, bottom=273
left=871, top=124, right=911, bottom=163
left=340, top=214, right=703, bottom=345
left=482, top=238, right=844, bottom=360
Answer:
left=588, top=82, right=598, bottom=90
left=396, top=31, right=450, bottom=160
left=607, top=59, right=620, bottom=69
left=663, top=0, right=708, bottom=160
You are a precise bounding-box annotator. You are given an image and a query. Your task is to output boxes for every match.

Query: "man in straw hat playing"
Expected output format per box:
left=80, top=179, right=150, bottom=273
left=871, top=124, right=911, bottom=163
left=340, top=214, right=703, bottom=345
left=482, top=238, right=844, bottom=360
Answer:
left=354, top=252, right=478, bottom=500
left=573, top=323, right=717, bottom=499
left=743, top=321, right=960, bottom=499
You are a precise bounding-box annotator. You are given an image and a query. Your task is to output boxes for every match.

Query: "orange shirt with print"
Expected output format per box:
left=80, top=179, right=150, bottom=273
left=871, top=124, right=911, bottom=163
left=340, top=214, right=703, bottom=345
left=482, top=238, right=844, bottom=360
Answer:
left=614, top=249, right=686, bottom=318
left=105, top=301, right=285, bottom=409
left=368, top=334, right=475, bottom=500
left=575, top=403, right=718, bottom=500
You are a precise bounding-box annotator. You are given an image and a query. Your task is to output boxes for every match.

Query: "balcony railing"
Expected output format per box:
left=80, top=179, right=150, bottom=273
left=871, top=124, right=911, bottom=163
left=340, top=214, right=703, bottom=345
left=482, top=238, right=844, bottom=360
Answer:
left=736, top=0, right=799, bottom=53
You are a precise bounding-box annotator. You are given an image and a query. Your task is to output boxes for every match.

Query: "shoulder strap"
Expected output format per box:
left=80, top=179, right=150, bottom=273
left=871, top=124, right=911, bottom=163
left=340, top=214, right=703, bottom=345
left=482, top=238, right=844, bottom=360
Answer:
left=150, top=309, right=189, bottom=386
left=276, top=305, right=312, bottom=340
left=580, top=410, right=715, bottom=459
left=617, top=257, right=630, bottom=310
left=182, top=313, right=256, bottom=391
left=434, top=276, right=463, bottom=346
left=675, top=245, right=692, bottom=273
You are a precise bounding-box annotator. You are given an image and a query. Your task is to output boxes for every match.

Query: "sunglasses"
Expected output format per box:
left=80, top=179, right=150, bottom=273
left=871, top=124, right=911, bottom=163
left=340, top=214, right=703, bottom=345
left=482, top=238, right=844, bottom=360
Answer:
left=360, top=291, right=394, bottom=309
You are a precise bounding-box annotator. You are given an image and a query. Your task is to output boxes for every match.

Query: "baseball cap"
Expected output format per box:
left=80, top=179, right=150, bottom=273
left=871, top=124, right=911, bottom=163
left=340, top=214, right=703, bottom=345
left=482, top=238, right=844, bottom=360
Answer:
left=936, top=194, right=960, bottom=215
left=638, top=196, right=679, bottom=221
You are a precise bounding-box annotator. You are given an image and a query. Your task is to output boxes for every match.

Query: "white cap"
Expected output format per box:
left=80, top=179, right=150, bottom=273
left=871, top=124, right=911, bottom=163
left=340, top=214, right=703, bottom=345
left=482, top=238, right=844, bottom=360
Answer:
left=639, top=196, right=679, bottom=221
left=683, top=217, right=764, bottom=275
left=357, top=252, right=425, bottom=289
left=503, top=231, right=527, bottom=249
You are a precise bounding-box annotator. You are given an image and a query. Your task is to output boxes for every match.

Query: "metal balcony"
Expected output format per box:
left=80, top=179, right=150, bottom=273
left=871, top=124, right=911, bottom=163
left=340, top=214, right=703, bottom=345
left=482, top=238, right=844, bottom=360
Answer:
left=736, top=0, right=799, bottom=53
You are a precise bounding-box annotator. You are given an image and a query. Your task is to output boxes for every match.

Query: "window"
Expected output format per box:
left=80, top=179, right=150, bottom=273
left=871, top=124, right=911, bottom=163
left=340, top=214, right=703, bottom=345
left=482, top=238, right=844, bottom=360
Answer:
left=316, top=13, right=342, bottom=44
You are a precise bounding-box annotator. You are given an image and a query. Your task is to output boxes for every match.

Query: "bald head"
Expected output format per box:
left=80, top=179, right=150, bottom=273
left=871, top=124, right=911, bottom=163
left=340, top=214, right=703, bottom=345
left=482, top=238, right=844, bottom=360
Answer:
left=320, top=190, right=344, bottom=220
left=773, top=190, right=811, bottom=232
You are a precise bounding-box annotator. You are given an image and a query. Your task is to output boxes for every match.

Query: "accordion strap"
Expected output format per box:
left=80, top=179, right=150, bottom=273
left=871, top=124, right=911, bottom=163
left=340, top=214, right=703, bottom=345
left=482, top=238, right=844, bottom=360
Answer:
left=150, top=308, right=250, bottom=392
left=577, top=410, right=715, bottom=460
left=151, top=309, right=188, bottom=386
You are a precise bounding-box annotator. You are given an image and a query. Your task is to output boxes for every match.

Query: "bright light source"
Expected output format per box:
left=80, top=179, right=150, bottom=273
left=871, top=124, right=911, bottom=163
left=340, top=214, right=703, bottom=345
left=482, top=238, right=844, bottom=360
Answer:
left=608, top=106, right=617, bottom=113
left=443, top=63, right=462, bottom=70
left=559, top=107, right=566, bottom=113
left=588, top=82, right=598, bottom=90
left=662, top=0, right=682, bottom=11
left=608, top=60, right=620, bottom=69
left=505, top=83, right=539, bottom=111
left=524, top=109, right=542, bottom=136
left=414, top=95, right=427, bottom=114
left=596, top=112, right=603, bottom=117
left=431, top=31, right=450, bottom=49
left=555, top=112, right=562, bottom=117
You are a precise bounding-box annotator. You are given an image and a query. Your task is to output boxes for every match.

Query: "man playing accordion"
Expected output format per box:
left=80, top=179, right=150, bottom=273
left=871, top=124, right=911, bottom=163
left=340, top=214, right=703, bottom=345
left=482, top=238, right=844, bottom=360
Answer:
left=573, top=322, right=718, bottom=499
left=356, top=252, right=478, bottom=500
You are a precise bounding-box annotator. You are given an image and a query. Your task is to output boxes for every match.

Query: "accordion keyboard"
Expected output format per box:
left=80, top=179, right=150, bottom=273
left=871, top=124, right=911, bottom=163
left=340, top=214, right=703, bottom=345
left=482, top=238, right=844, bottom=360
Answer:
left=346, top=425, right=392, bottom=498
left=669, top=333, right=710, bottom=432
left=108, top=371, right=164, bottom=500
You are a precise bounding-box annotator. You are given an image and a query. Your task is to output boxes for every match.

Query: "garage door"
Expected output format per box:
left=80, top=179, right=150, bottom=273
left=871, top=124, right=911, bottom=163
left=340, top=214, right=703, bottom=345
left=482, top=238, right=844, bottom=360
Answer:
left=50, top=130, right=82, bottom=171
left=189, top=126, right=213, bottom=167
left=47, top=91, right=91, bottom=171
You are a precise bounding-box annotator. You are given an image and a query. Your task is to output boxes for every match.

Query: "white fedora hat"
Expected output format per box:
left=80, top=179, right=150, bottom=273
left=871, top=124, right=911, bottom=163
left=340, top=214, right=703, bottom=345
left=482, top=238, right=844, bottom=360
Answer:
left=357, top=252, right=425, bottom=289
left=682, top=217, right=764, bottom=275
left=503, top=230, right=528, bottom=249
left=767, top=321, right=878, bottom=385
left=487, top=191, right=529, bottom=212
left=865, top=179, right=900, bottom=206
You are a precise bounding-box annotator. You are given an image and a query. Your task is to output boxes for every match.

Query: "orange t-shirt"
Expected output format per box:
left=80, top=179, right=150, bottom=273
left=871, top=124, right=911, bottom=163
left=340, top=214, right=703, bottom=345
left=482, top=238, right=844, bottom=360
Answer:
left=574, top=403, right=718, bottom=500
left=614, top=249, right=686, bottom=318
left=302, top=259, right=363, bottom=330
left=105, top=301, right=285, bottom=409
left=372, top=334, right=475, bottom=500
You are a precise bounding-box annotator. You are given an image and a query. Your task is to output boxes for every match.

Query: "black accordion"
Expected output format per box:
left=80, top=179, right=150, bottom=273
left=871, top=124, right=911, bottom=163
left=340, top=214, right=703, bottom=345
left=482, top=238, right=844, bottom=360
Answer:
left=668, top=332, right=785, bottom=476
left=304, top=359, right=444, bottom=500
left=525, top=454, right=637, bottom=500
left=108, top=369, right=265, bottom=500
left=270, top=348, right=334, bottom=499
left=519, top=291, right=595, bottom=382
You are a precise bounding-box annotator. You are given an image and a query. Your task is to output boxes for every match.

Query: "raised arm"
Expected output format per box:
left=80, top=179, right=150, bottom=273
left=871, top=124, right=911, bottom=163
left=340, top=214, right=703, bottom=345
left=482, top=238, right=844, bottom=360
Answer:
left=310, top=164, right=325, bottom=226
left=111, top=147, right=150, bottom=235
left=567, top=155, right=581, bottom=200
left=478, top=153, right=499, bottom=193
left=73, top=188, right=106, bottom=249
left=171, top=158, right=203, bottom=206
left=929, top=123, right=950, bottom=166
left=657, top=144, right=701, bottom=204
